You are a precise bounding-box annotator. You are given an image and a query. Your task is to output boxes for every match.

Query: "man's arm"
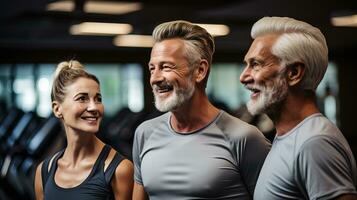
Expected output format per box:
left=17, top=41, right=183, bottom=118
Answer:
left=132, top=125, right=149, bottom=200
left=133, top=182, right=148, bottom=200
left=296, top=137, right=357, bottom=199
left=240, top=130, right=271, bottom=195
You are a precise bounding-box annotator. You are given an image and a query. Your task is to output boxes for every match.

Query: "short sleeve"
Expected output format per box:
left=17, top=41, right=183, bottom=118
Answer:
left=239, top=130, right=271, bottom=196
left=295, top=136, right=357, bottom=199
left=132, top=127, right=143, bottom=185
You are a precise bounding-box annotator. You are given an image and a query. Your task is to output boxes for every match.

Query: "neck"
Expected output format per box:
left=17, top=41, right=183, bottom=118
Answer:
left=170, top=90, right=220, bottom=133
left=63, top=128, right=104, bottom=164
left=270, top=92, right=320, bottom=136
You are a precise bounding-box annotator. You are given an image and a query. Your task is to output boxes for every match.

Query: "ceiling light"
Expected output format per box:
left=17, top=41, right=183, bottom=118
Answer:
left=46, top=0, right=74, bottom=12
left=46, top=1, right=142, bottom=15
left=85, top=1, right=142, bottom=14
left=113, top=35, right=154, bottom=47
left=70, top=22, right=133, bottom=36
left=331, top=14, right=357, bottom=27
left=194, top=23, right=230, bottom=36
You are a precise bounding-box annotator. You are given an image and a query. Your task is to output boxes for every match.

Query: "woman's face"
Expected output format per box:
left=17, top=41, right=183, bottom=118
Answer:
left=53, top=77, right=104, bottom=135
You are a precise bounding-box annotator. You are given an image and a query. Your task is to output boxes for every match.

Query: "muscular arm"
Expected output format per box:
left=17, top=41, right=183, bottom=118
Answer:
left=133, top=182, right=148, bottom=200
left=112, top=159, right=134, bottom=200
left=34, top=162, right=44, bottom=200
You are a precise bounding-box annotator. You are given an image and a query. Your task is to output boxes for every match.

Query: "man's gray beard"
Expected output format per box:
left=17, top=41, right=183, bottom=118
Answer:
left=247, top=76, right=288, bottom=117
left=154, top=81, right=195, bottom=112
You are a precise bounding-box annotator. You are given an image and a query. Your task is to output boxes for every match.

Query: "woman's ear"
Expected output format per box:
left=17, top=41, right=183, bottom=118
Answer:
left=194, top=59, right=209, bottom=84
left=52, top=101, right=62, bottom=119
left=287, top=62, right=305, bottom=86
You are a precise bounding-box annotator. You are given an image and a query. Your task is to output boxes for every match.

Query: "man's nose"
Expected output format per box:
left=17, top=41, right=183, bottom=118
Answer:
left=150, top=68, right=164, bottom=86
left=240, top=66, right=253, bottom=84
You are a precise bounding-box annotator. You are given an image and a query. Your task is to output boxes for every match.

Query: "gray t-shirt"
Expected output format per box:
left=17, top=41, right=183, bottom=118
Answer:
left=133, top=110, right=271, bottom=200
left=254, top=113, right=357, bottom=200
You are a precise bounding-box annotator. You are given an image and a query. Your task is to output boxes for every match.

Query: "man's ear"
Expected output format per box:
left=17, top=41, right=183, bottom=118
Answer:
left=286, top=62, right=305, bottom=86
left=194, top=59, right=209, bottom=84
left=52, top=101, right=62, bottom=119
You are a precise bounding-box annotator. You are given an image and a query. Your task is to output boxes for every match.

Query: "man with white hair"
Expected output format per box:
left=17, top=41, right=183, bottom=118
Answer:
left=132, top=20, right=271, bottom=200
left=240, top=16, right=357, bottom=199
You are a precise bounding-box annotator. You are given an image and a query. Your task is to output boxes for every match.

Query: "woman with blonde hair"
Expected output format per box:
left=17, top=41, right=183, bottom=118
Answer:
left=34, top=60, right=133, bottom=200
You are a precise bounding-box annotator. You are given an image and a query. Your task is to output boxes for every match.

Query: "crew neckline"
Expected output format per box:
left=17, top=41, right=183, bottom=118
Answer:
left=275, top=113, right=322, bottom=140
left=168, top=110, right=224, bottom=136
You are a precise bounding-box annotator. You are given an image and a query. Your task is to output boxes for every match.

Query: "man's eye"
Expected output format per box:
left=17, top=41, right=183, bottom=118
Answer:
left=251, top=61, right=262, bottom=70
left=162, top=65, right=173, bottom=70
left=77, top=96, right=87, bottom=101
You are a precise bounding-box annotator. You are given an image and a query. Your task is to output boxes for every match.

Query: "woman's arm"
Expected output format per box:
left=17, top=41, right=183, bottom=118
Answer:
left=34, top=162, right=44, bottom=200
left=111, top=159, right=134, bottom=200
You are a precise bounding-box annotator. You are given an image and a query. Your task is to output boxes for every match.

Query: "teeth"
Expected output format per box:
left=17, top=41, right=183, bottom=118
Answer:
left=82, top=117, right=97, bottom=121
left=246, top=86, right=260, bottom=93
left=153, top=83, right=173, bottom=93
left=158, top=88, right=170, bottom=93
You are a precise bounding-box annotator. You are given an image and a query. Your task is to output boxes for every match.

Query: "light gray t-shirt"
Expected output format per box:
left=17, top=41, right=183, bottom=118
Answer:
left=133, top=110, right=271, bottom=200
left=254, top=113, right=357, bottom=200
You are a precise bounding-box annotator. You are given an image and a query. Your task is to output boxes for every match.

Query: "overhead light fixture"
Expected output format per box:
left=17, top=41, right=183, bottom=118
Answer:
left=194, top=23, right=230, bottom=36
left=114, top=35, right=154, bottom=47
left=70, top=22, right=133, bottom=36
left=331, top=14, right=357, bottom=27
left=46, top=0, right=74, bottom=12
left=85, top=1, right=142, bottom=14
left=46, top=0, right=142, bottom=15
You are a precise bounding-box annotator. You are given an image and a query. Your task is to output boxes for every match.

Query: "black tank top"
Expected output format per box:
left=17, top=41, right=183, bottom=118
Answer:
left=41, top=145, right=124, bottom=200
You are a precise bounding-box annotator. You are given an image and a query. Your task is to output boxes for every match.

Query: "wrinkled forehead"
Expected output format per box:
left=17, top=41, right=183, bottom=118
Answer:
left=245, top=34, right=280, bottom=61
left=150, top=39, right=187, bottom=63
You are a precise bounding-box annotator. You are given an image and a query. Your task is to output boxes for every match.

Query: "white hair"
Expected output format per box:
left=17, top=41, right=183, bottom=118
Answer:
left=251, top=16, right=328, bottom=91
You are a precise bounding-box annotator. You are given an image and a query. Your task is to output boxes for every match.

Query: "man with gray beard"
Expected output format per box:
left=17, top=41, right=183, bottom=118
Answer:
left=132, top=20, right=271, bottom=200
left=240, top=16, right=357, bottom=199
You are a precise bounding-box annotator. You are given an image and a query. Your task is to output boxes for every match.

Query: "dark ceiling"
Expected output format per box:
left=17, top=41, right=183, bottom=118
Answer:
left=0, top=0, right=356, bottom=62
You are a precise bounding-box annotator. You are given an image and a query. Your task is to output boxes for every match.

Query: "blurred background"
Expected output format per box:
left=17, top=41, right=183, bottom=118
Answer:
left=0, top=0, right=356, bottom=199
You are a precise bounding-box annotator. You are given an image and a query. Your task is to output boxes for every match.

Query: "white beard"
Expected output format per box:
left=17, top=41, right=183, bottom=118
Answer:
left=153, top=79, right=195, bottom=112
left=247, top=75, right=288, bottom=116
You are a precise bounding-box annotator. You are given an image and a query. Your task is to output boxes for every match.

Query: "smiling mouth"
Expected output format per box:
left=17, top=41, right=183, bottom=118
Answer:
left=157, top=88, right=172, bottom=93
left=153, top=84, right=174, bottom=94
left=81, top=116, right=99, bottom=121
left=251, top=88, right=260, bottom=94
left=246, top=86, right=261, bottom=98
